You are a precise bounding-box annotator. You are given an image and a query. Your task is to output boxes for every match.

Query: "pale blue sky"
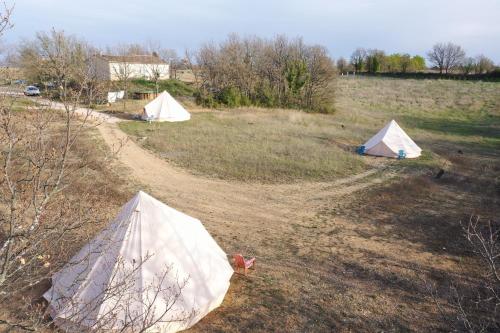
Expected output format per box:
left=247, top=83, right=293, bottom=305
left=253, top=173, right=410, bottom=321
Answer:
left=4, top=0, right=500, bottom=62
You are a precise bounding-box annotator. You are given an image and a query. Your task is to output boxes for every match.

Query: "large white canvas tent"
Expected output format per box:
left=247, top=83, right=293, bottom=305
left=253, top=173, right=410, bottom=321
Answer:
left=44, top=191, right=233, bottom=333
left=142, top=91, right=191, bottom=122
left=362, top=120, right=422, bottom=158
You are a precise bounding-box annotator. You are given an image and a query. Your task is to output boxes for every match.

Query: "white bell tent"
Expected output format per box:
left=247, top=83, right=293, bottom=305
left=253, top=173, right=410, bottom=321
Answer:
left=44, top=191, right=233, bottom=333
left=142, top=91, right=191, bottom=122
left=362, top=120, right=422, bottom=158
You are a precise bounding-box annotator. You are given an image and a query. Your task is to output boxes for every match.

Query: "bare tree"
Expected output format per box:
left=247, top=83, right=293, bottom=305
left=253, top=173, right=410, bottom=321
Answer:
left=303, top=45, right=336, bottom=113
left=195, top=34, right=335, bottom=112
left=336, top=57, right=348, bottom=74
left=427, top=42, right=466, bottom=74
left=146, top=55, right=164, bottom=96
left=475, top=55, right=495, bottom=74
left=3, top=27, right=193, bottom=331
left=143, top=41, right=177, bottom=93
left=110, top=45, right=134, bottom=111
left=460, top=57, right=476, bottom=75
left=0, top=28, right=107, bottom=331
left=155, top=46, right=178, bottom=79
left=184, top=48, right=200, bottom=87
left=0, top=1, right=13, bottom=37
left=427, top=216, right=499, bottom=332
left=350, top=48, right=366, bottom=73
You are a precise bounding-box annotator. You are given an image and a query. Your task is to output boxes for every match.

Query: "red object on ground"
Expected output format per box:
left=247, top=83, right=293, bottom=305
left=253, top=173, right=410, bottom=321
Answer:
left=233, top=254, right=256, bottom=275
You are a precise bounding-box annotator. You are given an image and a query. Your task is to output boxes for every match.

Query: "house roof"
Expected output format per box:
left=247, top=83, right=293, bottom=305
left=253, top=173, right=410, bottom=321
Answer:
left=98, top=54, right=167, bottom=65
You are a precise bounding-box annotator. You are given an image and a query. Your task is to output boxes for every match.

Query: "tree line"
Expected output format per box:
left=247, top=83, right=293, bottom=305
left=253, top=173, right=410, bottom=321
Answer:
left=8, top=31, right=498, bottom=112
left=195, top=34, right=336, bottom=113
left=339, top=49, right=426, bottom=74
left=338, top=42, right=496, bottom=75
left=10, top=32, right=337, bottom=113
left=427, top=42, right=495, bottom=74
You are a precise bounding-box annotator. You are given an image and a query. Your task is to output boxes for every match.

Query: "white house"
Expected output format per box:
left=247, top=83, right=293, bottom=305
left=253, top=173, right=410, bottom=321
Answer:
left=93, top=54, right=170, bottom=81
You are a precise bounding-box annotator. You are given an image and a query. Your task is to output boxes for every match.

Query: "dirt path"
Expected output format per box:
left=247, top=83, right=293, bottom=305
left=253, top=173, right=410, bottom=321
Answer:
left=48, top=101, right=396, bottom=217
left=96, top=120, right=395, bottom=229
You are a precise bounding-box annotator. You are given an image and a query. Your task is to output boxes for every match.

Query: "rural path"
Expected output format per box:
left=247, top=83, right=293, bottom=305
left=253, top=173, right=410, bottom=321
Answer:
left=96, top=120, right=396, bottom=223
left=92, top=112, right=398, bottom=243
left=49, top=100, right=398, bottom=250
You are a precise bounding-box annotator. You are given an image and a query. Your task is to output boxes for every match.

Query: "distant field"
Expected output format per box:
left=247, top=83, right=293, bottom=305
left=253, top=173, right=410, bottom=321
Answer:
left=335, top=77, right=500, bottom=155
left=119, top=77, right=499, bottom=183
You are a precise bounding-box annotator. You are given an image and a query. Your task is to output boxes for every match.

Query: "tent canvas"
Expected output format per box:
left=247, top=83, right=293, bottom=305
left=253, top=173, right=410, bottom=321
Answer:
left=362, top=120, right=422, bottom=158
left=44, top=191, right=233, bottom=333
left=142, top=91, right=191, bottom=122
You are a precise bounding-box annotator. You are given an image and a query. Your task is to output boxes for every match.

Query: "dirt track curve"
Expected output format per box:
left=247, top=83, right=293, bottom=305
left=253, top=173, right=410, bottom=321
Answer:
left=96, top=120, right=396, bottom=236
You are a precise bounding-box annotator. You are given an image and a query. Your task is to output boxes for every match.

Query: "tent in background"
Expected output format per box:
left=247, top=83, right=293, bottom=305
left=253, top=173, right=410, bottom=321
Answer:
left=362, top=120, right=422, bottom=158
left=142, top=91, right=191, bottom=122
left=44, top=191, right=233, bottom=333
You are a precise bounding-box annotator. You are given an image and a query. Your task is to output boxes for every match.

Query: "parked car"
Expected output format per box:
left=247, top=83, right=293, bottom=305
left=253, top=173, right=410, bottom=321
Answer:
left=24, top=85, right=40, bottom=96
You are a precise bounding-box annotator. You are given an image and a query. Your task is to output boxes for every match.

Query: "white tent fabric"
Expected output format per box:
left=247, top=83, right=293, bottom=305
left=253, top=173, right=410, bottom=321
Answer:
left=107, top=91, right=124, bottom=103
left=44, top=191, right=233, bottom=333
left=363, top=120, right=422, bottom=158
left=142, top=91, right=191, bottom=122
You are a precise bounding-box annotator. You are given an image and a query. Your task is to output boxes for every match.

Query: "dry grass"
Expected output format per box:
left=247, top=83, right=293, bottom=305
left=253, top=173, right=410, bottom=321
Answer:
left=120, top=109, right=369, bottom=183
left=119, top=77, right=499, bottom=185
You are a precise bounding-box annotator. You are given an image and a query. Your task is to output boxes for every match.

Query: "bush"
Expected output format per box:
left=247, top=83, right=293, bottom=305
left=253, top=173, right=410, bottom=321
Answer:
left=194, top=91, right=219, bottom=108
left=255, top=82, right=276, bottom=107
left=217, top=87, right=243, bottom=107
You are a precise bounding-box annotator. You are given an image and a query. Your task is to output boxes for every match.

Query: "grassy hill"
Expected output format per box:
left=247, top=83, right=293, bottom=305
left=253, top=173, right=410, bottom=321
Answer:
left=120, top=77, right=499, bottom=183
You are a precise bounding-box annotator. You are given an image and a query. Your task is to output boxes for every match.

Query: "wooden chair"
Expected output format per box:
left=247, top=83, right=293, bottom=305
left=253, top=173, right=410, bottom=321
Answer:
left=233, top=254, right=255, bottom=275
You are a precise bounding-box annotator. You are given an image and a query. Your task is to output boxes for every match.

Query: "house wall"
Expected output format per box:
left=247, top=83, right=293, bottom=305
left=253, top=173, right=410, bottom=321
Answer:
left=108, top=62, right=170, bottom=81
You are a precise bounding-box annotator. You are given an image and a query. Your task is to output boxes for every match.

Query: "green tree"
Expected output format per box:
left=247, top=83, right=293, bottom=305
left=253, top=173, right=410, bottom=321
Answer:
left=410, top=55, right=426, bottom=71
left=285, top=59, right=309, bottom=96
left=400, top=54, right=411, bottom=73
left=365, top=49, right=385, bottom=73
left=385, top=54, right=402, bottom=72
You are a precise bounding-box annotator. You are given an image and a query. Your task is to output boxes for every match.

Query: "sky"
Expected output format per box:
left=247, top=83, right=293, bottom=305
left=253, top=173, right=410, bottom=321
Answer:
left=3, top=0, right=500, bottom=63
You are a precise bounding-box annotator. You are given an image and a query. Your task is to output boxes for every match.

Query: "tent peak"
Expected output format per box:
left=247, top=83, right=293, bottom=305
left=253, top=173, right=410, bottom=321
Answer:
left=136, top=190, right=149, bottom=197
left=362, top=119, right=422, bottom=158
left=142, top=91, right=191, bottom=122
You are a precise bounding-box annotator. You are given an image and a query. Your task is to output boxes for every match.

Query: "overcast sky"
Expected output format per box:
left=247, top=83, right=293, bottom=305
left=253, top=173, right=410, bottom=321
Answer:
left=3, top=0, right=500, bottom=63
